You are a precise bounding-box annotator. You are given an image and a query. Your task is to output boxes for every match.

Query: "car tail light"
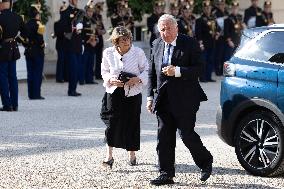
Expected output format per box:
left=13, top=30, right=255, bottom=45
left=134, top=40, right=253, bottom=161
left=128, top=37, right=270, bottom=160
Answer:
left=223, top=62, right=236, bottom=77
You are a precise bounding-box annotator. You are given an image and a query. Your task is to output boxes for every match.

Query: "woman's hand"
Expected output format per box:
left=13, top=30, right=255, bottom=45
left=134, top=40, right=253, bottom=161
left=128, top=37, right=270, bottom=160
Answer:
left=125, top=77, right=141, bottom=87
left=109, top=78, right=124, bottom=87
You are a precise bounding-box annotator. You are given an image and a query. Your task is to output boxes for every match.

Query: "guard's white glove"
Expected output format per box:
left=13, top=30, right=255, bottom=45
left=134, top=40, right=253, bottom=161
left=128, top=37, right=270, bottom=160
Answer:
left=76, top=23, right=83, bottom=31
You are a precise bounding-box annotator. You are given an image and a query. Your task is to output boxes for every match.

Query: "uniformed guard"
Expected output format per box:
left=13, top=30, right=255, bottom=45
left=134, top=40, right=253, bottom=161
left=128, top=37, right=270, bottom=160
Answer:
left=93, top=1, right=106, bottom=80
left=0, top=0, right=28, bottom=111
left=195, top=0, right=220, bottom=82
left=54, top=0, right=69, bottom=83
left=147, top=0, right=165, bottom=47
left=256, top=0, right=275, bottom=27
left=244, top=0, right=262, bottom=28
left=24, top=3, right=45, bottom=100
left=169, top=2, right=180, bottom=19
left=110, top=1, right=134, bottom=34
left=81, top=0, right=98, bottom=85
left=60, top=0, right=84, bottom=96
left=178, top=3, right=196, bottom=37
left=212, top=0, right=229, bottom=76
left=224, top=1, right=244, bottom=61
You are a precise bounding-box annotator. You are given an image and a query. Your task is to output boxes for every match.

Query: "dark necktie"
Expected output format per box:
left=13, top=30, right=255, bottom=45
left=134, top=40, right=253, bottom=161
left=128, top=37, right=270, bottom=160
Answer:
left=163, top=43, right=172, bottom=66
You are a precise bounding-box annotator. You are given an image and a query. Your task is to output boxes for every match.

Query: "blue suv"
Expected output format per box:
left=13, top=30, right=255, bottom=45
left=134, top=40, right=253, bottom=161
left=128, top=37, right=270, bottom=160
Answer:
left=217, top=25, right=284, bottom=176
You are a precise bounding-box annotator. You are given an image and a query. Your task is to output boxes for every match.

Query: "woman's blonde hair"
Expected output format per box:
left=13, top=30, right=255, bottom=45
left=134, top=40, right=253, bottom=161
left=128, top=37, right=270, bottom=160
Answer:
left=109, top=26, right=132, bottom=46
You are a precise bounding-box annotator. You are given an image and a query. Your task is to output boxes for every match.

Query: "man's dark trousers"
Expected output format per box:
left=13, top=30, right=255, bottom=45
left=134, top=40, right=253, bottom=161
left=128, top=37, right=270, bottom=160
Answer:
left=83, top=51, right=95, bottom=83
left=26, top=55, right=44, bottom=99
left=0, top=61, right=18, bottom=108
left=68, top=53, right=81, bottom=94
left=56, top=50, right=68, bottom=82
left=156, top=90, right=213, bottom=177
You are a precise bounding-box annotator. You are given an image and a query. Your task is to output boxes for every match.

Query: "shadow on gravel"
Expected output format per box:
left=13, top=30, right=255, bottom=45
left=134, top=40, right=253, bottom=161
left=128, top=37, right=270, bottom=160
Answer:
left=193, top=182, right=281, bottom=189
left=176, top=164, right=246, bottom=176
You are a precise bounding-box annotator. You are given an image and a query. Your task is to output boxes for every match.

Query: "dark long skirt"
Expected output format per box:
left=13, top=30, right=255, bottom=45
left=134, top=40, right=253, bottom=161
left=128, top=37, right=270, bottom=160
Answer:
left=100, top=88, right=142, bottom=151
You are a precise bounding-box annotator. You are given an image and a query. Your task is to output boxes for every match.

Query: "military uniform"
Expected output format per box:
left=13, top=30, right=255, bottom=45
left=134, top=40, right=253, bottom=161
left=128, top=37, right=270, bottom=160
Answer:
left=212, top=0, right=229, bottom=76
left=178, top=5, right=196, bottom=37
left=60, top=4, right=84, bottom=96
left=93, top=4, right=106, bottom=80
left=54, top=2, right=69, bottom=83
left=244, top=4, right=262, bottom=28
left=147, top=1, right=165, bottom=47
left=224, top=13, right=243, bottom=60
left=0, top=2, right=27, bottom=111
left=24, top=6, right=45, bottom=100
left=81, top=6, right=97, bottom=84
left=256, top=1, right=275, bottom=27
left=195, top=1, right=220, bottom=82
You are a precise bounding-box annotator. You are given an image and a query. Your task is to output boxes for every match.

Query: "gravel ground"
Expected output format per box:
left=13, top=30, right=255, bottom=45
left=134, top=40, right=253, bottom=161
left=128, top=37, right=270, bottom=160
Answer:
left=0, top=78, right=283, bottom=189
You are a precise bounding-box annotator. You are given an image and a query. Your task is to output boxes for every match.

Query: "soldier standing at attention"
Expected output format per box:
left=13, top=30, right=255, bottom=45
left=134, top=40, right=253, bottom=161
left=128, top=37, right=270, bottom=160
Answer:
left=24, top=4, right=46, bottom=100
left=196, top=0, right=220, bottom=82
left=93, top=1, right=106, bottom=80
left=81, top=1, right=98, bottom=85
left=60, top=0, right=84, bottom=97
left=54, top=1, right=69, bottom=83
left=0, top=0, right=27, bottom=111
left=169, top=2, right=180, bottom=19
left=256, top=0, right=275, bottom=27
left=147, top=0, right=165, bottom=47
left=224, top=1, right=244, bottom=61
left=244, top=0, right=262, bottom=28
left=178, top=3, right=196, bottom=37
left=212, top=0, right=228, bottom=76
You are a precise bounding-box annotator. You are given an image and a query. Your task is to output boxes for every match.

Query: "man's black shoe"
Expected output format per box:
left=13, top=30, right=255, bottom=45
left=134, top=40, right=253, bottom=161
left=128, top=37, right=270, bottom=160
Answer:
left=207, top=79, right=216, bottom=82
left=68, top=92, right=82, bottom=97
left=150, top=175, right=174, bottom=186
left=30, top=96, right=45, bottom=100
left=0, top=106, right=13, bottom=112
left=12, top=106, right=18, bottom=111
left=200, top=161, right=213, bottom=182
left=56, top=80, right=64, bottom=83
left=86, top=81, right=98, bottom=84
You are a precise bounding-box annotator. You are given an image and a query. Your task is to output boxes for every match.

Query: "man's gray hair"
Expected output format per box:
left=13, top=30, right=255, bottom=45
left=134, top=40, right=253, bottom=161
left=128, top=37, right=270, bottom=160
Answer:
left=157, top=14, right=178, bottom=31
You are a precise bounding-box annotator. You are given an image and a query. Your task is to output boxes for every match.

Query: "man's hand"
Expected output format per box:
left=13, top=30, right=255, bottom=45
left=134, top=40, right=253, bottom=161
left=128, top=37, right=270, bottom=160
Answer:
left=162, top=65, right=175, bottom=76
left=146, top=100, right=154, bottom=113
left=109, top=78, right=124, bottom=87
left=228, top=40, right=235, bottom=48
left=125, top=77, right=141, bottom=87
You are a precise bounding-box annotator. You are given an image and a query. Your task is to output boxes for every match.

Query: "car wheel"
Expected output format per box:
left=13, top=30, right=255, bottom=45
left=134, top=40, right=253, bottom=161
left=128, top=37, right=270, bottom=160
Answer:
left=235, top=110, right=284, bottom=176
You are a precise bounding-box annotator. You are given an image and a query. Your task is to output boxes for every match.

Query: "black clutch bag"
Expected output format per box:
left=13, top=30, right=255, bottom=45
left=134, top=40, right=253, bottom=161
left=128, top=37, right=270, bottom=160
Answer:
left=118, top=71, right=136, bottom=83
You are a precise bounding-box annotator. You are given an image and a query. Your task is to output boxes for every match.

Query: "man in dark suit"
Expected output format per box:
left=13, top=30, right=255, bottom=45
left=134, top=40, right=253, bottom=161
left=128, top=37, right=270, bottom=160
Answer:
left=147, top=14, right=213, bottom=186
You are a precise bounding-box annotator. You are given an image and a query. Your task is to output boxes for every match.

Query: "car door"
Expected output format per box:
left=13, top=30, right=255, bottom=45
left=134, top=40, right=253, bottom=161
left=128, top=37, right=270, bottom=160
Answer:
left=233, top=30, right=281, bottom=103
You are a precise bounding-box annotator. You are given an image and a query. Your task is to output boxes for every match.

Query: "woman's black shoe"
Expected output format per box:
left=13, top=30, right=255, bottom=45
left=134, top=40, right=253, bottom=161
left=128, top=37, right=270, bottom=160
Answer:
left=129, top=157, right=137, bottom=166
left=102, top=158, right=114, bottom=169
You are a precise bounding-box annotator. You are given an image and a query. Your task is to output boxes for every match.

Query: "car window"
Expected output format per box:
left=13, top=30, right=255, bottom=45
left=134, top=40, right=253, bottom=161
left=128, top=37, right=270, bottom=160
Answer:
left=236, top=31, right=284, bottom=63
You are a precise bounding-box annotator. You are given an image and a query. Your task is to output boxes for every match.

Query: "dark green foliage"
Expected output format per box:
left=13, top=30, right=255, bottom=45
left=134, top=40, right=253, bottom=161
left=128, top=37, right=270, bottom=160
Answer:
left=13, top=0, right=51, bottom=24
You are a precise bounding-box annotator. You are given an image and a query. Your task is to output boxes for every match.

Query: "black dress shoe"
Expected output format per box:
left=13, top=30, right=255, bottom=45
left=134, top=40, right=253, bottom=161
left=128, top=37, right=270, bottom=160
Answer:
left=207, top=79, right=216, bottom=82
left=30, top=96, right=45, bottom=100
left=102, top=158, right=114, bottom=169
left=200, top=160, right=213, bottom=182
left=68, top=92, right=82, bottom=97
left=0, top=106, right=13, bottom=112
left=150, top=175, right=174, bottom=186
left=12, top=106, right=18, bottom=111
left=56, top=80, right=64, bottom=83
left=129, top=157, right=137, bottom=166
left=79, top=81, right=85, bottom=85
left=85, top=81, right=98, bottom=85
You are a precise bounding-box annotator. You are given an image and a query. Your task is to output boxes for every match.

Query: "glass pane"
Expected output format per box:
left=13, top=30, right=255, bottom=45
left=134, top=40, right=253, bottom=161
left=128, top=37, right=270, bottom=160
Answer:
left=236, top=31, right=284, bottom=63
